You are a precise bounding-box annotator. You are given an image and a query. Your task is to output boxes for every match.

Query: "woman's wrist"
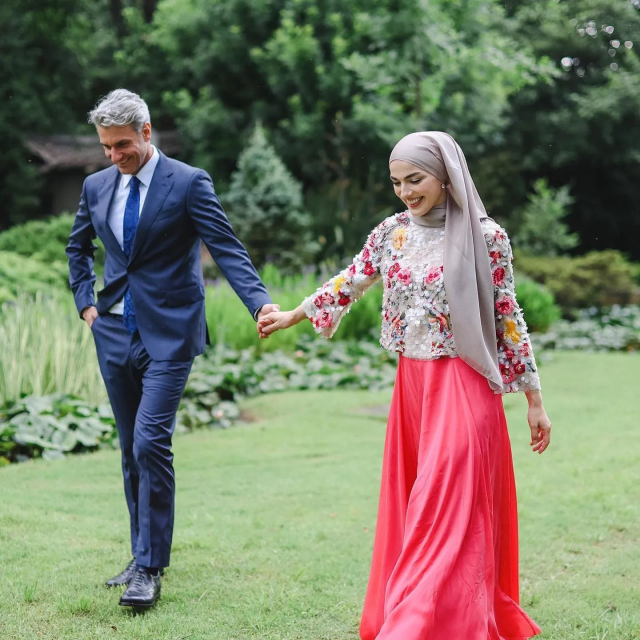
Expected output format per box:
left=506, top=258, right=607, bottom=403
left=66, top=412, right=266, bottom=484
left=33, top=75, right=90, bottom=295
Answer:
left=525, top=390, right=544, bottom=409
left=290, top=305, right=307, bottom=326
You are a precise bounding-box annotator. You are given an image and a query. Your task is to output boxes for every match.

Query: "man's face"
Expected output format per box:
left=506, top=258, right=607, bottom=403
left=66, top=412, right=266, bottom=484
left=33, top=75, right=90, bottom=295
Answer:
left=97, top=122, right=152, bottom=174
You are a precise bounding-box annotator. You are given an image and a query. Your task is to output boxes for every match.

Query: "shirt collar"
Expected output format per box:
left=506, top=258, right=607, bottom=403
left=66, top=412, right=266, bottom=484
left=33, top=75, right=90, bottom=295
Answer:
left=121, top=146, right=159, bottom=189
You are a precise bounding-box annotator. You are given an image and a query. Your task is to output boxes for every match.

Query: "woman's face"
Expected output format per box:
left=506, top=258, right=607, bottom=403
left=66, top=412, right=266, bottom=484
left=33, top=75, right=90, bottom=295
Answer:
left=389, top=160, right=446, bottom=216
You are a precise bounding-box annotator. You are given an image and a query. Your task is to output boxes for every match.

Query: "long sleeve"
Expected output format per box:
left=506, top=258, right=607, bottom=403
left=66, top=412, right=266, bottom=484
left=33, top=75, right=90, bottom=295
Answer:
left=303, top=220, right=389, bottom=338
left=66, top=181, right=98, bottom=318
left=187, top=170, right=272, bottom=319
left=486, top=225, right=541, bottom=393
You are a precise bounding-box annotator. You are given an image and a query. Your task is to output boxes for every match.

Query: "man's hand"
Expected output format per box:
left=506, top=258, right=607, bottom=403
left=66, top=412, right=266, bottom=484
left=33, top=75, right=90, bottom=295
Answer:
left=257, top=306, right=307, bottom=339
left=82, top=306, right=99, bottom=328
left=257, top=303, right=280, bottom=321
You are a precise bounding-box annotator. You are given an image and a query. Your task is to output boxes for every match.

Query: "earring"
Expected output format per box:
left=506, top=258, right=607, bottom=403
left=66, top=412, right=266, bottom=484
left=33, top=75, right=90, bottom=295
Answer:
left=441, top=184, right=446, bottom=189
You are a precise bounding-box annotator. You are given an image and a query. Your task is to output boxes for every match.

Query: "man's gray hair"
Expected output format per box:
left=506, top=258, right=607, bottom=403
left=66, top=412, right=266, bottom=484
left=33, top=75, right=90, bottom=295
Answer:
left=88, top=89, right=151, bottom=132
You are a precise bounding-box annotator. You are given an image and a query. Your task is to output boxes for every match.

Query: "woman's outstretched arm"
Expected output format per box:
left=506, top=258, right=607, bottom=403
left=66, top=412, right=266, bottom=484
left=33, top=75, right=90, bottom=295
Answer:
left=259, top=217, right=393, bottom=339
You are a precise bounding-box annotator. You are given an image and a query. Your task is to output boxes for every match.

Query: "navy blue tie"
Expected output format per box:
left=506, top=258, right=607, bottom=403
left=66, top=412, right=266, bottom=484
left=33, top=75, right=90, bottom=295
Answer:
left=122, top=176, right=140, bottom=334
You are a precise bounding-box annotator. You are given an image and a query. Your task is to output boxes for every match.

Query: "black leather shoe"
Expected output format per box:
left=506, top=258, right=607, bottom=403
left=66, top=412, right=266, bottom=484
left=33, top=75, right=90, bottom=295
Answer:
left=119, top=567, right=162, bottom=608
left=105, top=558, right=137, bottom=587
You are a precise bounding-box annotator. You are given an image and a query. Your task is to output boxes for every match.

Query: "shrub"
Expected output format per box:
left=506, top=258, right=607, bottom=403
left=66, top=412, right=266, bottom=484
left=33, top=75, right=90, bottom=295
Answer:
left=514, top=276, right=561, bottom=333
left=0, top=252, right=69, bottom=304
left=205, top=270, right=318, bottom=352
left=515, top=250, right=639, bottom=316
left=0, top=213, right=105, bottom=275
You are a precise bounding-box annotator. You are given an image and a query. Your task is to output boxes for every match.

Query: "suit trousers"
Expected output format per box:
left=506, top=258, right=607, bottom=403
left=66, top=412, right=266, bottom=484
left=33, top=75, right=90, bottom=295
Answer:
left=91, top=313, right=193, bottom=569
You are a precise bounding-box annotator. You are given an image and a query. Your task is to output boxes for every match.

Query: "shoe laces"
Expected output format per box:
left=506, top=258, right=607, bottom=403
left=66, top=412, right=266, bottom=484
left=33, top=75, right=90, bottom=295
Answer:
left=129, top=567, right=149, bottom=589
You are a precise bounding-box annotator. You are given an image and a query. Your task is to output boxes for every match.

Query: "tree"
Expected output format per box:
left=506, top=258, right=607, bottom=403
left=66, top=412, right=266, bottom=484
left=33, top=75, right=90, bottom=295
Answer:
left=153, top=0, right=545, bottom=256
left=0, top=0, right=168, bottom=228
left=0, top=0, right=87, bottom=226
left=484, top=0, right=640, bottom=258
left=512, top=179, right=579, bottom=257
left=222, top=125, right=318, bottom=271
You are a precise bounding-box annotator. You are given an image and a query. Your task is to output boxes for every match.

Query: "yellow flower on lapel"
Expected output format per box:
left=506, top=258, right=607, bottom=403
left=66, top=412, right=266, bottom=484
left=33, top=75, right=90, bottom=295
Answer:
left=393, top=227, right=407, bottom=250
left=504, top=318, right=521, bottom=344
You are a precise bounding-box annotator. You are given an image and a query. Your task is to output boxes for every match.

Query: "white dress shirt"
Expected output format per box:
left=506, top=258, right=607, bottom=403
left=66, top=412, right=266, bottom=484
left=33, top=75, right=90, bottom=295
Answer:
left=108, top=146, right=160, bottom=314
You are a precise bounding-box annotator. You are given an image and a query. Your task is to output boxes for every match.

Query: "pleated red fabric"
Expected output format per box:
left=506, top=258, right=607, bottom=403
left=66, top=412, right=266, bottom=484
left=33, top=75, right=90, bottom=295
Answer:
left=360, top=356, right=541, bottom=640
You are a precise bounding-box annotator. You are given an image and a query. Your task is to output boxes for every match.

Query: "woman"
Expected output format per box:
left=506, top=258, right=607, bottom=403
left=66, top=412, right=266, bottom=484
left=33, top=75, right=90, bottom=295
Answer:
left=258, top=131, right=551, bottom=640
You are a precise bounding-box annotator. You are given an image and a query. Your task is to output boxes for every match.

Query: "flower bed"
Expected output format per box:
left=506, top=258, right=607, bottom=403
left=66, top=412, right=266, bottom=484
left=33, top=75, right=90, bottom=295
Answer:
left=532, top=305, right=640, bottom=352
left=0, top=336, right=397, bottom=464
left=3, top=306, right=638, bottom=465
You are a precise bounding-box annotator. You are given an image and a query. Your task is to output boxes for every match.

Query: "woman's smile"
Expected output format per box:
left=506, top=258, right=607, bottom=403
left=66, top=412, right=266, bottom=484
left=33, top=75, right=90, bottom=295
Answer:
left=406, top=196, right=424, bottom=209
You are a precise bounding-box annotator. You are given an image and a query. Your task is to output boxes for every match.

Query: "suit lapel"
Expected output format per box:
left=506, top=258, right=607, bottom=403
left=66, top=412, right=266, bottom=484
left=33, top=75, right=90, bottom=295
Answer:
left=94, top=167, right=126, bottom=261
left=129, top=152, right=175, bottom=264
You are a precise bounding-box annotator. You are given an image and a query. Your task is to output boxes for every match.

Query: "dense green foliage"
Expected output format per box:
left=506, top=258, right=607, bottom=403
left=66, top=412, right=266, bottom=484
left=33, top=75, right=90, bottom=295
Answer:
left=0, top=394, right=117, bottom=464
left=3, top=0, right=638, bottom=259
left=0, top=213, right=105, bottom=275
left=0, top=293, right=105, bottom=406
left=205, top=264, right=385, bottom=351
left=496, top=0, right=640, bottom=258
left=0, top=253, right=68, bottom=303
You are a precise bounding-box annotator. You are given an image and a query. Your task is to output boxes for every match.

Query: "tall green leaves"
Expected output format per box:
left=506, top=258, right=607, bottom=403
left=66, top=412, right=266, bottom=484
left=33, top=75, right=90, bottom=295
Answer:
left=0, top=293, right=104, bottom=406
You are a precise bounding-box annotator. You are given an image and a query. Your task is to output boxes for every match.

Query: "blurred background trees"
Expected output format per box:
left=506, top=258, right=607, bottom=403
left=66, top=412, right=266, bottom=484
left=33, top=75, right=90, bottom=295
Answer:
left=1, top=0, right=639, bottom=262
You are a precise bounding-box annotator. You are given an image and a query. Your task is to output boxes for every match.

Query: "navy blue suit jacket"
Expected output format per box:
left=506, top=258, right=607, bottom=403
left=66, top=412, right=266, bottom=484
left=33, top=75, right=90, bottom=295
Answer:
left=66, top=151, right=272, bottom=361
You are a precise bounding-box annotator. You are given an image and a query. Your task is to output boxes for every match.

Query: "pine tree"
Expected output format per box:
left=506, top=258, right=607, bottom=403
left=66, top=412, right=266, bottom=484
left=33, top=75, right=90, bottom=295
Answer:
left=513, top=179, right=579, bottom=257
left=223, top=125, right=318, bottom=272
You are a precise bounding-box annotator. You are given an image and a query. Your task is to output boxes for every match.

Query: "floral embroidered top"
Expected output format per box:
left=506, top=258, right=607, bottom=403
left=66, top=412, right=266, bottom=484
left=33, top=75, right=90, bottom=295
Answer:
left=302, top=212, right=541, bottom=393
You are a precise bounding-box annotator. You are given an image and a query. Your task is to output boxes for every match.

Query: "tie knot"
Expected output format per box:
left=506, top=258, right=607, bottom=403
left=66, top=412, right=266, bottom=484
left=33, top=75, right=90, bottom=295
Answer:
left=130, top=176, right=140, bottom=192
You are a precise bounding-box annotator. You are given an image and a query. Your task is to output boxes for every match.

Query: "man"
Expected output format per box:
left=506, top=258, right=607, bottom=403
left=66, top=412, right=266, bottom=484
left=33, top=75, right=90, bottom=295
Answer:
left=66, top=89, right=278, bottom=608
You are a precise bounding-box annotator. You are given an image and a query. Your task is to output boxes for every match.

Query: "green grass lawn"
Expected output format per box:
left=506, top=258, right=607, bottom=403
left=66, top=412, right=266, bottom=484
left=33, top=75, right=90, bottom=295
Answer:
left=1, top=351, right=639, bottom=640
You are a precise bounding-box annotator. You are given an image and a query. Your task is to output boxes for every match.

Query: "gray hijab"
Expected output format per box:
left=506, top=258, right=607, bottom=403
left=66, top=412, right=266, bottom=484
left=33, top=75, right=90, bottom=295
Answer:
left=389, top=131, right=503, bottom=392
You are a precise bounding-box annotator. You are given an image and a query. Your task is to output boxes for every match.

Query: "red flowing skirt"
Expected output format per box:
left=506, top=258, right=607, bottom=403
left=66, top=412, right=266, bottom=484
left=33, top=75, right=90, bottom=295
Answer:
left=360, top=356, right=541, bottom=640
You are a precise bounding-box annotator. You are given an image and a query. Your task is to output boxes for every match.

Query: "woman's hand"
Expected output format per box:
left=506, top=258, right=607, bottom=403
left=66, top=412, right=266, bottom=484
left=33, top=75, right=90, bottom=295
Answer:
left=527, top=402, right=551, bottom=454
left=258, top=306, right=307, bottom=339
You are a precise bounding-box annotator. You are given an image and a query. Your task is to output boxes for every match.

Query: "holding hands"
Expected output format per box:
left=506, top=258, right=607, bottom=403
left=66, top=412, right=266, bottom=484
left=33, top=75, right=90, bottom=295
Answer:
left=257, top=305, right=306, bottom=339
